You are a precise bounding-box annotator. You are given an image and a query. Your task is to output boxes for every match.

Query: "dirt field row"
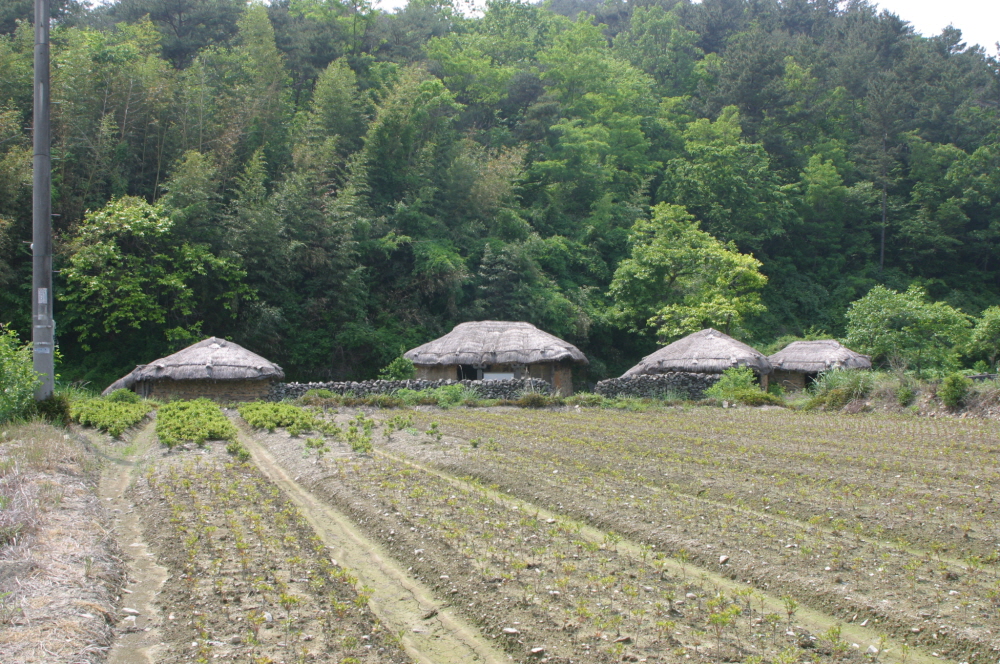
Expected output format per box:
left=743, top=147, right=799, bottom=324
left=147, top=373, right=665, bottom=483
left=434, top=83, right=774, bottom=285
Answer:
left=386, top=407, right=1000, bottom=664
left=16, top=404, right=997, bottom=664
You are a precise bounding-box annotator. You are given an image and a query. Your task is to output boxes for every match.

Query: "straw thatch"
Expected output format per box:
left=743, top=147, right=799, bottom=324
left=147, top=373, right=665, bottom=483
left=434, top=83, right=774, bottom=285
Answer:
left=404, top=321, right=589, bottom=367
left=623, top=328, right=771, bottom=376
left=102, top=337, right=284, bottom=395
left=769, top=340, right=871, bottom=373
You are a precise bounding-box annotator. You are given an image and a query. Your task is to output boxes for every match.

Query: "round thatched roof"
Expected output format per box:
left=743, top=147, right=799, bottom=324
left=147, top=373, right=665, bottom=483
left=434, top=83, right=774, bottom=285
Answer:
left=404, top=321, right=588, bottom=367
left=623, top=328, right=771, bottom=376
left=102, top=337, right=284, bottom=395
left=769, top=340, right=871, bottom=373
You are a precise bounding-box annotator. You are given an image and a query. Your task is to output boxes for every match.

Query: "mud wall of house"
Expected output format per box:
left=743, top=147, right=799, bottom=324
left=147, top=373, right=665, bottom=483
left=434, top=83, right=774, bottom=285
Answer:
left=148, top=379, right=272, bottom=402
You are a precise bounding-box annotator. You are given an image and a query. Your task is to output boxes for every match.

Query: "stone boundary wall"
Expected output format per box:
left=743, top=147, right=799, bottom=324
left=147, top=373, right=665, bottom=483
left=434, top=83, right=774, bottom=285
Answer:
left=269, top=378, right=551, bottom=401
left=595, top=372, right=721, bottom=400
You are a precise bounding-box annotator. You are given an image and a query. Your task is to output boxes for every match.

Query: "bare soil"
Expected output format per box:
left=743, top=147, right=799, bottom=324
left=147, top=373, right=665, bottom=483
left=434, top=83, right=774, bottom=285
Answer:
left=243, top=406, right=957, bottom=664
left=390, top=407, right=1000, bottom=664
left=0, top=422, right=123, bottom=664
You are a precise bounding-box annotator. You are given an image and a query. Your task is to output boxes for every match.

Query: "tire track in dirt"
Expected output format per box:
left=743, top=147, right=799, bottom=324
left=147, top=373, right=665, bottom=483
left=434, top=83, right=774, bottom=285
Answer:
left=376, top=448, right=953, bottom=664
left=88, top=420, right=170, bottom=664
left=235, top=425, right=509, bottom=664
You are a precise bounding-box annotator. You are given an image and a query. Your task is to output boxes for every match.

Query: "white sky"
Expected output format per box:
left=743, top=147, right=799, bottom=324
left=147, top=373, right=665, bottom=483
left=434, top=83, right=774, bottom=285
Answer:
left=372, top=0, right=999, bottom=52
left=872, top=0, right=999, bottom=51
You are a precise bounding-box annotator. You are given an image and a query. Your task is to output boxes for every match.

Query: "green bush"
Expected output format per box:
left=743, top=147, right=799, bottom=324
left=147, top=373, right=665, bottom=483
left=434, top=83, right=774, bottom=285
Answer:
left=566, top=393, right=605, bottom=407
left=378, top=356, right=416, bottom=380
left=705, top=367, right=758, bottom=398
left=896, top=384, right=916, bottom=407
left=35, top=394, right=72, bottom=425
left=106, top=388, right=141, bottom=404
left=0, top=327, right=39, bottom=424
left=72, top=398, right=152, bottom=437
left=805, top=369, right=875, bottom=410
left=225, top=440, right=251, bottom=462
left=303, top=388, right=335, bottom=399
left=238, top=401, right=329, bottom=435
left=156, top=398, right=238, bottom=449
left=938, top=373, right=971, bottom=409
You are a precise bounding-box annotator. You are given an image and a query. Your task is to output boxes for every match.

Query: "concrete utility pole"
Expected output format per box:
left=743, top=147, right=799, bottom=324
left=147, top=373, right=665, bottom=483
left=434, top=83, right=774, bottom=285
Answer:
left=33, top=0, right=54, bottom=400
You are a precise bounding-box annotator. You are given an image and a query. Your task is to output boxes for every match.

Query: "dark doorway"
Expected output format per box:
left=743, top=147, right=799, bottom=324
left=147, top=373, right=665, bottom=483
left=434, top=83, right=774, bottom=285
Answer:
left=458, top=365, right=481, bottom=380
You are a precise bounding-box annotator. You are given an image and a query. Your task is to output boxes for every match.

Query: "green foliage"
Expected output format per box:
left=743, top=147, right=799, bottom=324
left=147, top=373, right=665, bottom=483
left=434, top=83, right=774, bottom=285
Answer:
left=61, top=196, right=252, bottom=352
left=609, top=203, right=767, bottom=341
left=704, top=367, right=782, bottom=407
left=156, top=398, right=238, bottom=449
left=806, top=370, right=876, bottom=411
left=378, top=356, right=416, bottom=380
left=34, top=394, right=72, bottom=425
left=2, top=0, right=1000, bottom=388
left=237, top=401, right=337, bottom=437
left=71, top=398, right=152, bottom=437
left=345, top=412, right=374, bottom=453
left=845, top=285, right=972, bottom=377
left=705, top=367, right=757, bottom=396
left=106, top=388, right=141, bottom=404
left=968, top=306, right=1000, bottom=370
left=225, top=440, right=252, bottom=462
left=0, top=327, right=38, bottom=424
left=938, top=373, right=971, bottom=410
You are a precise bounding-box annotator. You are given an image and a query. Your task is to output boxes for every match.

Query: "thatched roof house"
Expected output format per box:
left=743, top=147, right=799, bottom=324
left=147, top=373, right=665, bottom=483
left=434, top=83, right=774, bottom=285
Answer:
left=404, top=321, right=588, bottom=395
left=623, top=328, right=772, bottom=384
left=103, top=337, right=284, bottom=402
left=769, top=340, right=871, bottom=390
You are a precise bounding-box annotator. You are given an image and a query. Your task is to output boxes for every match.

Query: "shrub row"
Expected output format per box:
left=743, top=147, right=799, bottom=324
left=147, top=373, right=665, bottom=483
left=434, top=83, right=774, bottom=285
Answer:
left=156, top=398, right=238, bottom=449
left=71, top=393, right=152, bottom=437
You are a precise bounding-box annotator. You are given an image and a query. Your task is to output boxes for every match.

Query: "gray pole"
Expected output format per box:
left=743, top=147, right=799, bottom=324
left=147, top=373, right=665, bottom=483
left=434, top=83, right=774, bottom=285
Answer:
left=32, top=0, right=54, bottom=400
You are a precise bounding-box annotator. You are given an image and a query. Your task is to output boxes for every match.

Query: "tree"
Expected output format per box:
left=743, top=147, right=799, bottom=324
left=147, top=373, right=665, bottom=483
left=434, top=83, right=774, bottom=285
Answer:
left=0, top=325, right=37, bottom=424
left=968, top=306, right=1000, bottom=370
left=609, top=203, right=767, bottom=341
left=844, top=284, right=971, bottom=376
left=656, top=106, right=797, bottom=253
left=61, top=196, right=252, bottom=352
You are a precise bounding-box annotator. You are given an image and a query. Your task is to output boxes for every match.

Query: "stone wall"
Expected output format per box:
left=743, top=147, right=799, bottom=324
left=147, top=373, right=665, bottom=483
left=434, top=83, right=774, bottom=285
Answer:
left=594, top=372, right=721, bottom=400
left=269, top=378, right=551, bottom=401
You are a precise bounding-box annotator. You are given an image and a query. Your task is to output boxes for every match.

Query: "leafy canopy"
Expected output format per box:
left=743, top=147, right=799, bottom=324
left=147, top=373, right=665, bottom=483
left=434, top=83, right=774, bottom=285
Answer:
left=609, top=203, right=767, bottom=341
left=844, top=285, right=971, bottom=376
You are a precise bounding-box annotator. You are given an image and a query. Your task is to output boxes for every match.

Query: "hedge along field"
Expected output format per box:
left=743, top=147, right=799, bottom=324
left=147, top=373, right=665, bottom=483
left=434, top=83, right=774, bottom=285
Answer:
left=391, top=408, right=1000, bottom=664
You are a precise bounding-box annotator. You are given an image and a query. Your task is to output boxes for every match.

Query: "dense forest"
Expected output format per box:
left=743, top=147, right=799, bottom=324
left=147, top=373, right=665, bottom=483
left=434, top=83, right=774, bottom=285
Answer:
left=1, top=0, right=998, bottom=386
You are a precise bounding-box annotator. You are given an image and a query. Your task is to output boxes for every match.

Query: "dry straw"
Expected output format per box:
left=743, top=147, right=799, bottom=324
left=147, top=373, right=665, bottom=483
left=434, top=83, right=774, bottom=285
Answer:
left=769, top=340, right=871, bottom=373
left=103, top=337, right=284, bottom=395
left=404, top=321, right=588, bottom=367
left=624, top=328, right=771, bottom=376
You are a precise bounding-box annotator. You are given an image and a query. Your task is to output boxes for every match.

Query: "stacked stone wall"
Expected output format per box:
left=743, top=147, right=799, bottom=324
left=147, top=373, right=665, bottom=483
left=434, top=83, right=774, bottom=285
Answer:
left=594, top=372, right=720, bottom=400
left=269, top=378, right=551, bottom=401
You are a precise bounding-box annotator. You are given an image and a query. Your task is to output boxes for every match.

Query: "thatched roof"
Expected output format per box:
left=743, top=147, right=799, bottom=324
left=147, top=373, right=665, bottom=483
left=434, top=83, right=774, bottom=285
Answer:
left=623, top=328, right=771, bottom=376
left=102, top=337, right=284, bottom=395
left=769, top=340, right=871, bottom=373
left=404, top=321, right=588, bottom=366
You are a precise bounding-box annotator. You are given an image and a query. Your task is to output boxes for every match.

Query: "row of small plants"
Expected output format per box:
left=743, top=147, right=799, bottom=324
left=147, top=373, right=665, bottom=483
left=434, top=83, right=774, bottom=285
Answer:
left=406, top=409, right=1000, bottom=664
left=139, top=452, right=409, bottom=664
left=317, top=449, right=867, bottom=664
left=238, top=402, right=379, bottom=454
left=70, top=388, right=153, bottom=437
left=156, top=398, right=239, bottom=449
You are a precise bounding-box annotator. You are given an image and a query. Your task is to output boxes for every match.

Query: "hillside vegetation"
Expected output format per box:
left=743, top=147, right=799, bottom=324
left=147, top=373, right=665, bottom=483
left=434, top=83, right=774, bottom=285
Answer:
left=1, top=0, right=998, bottom=384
